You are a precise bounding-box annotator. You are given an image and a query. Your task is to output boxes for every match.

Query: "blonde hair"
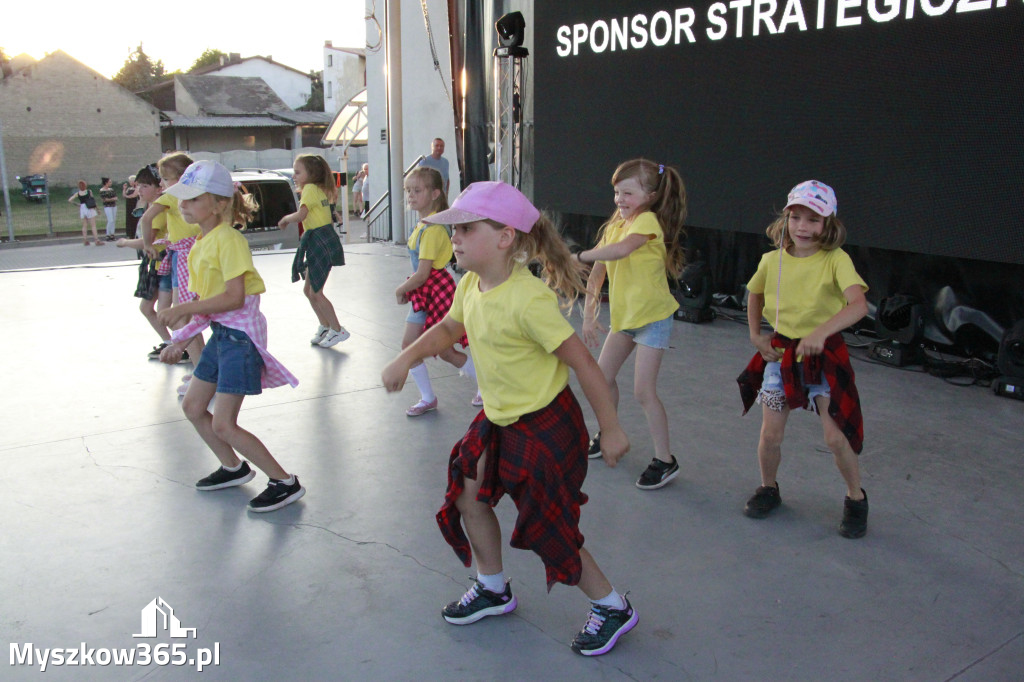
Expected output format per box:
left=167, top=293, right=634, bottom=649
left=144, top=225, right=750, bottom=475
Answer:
left=157, top=152, right=193, bottom=181
left=766, top=209, right=847, bottom=251
left=407, top=167, right=449, bottom=214
left=295, top=154, right=338, bottom=203
left=490, top=214, right=586, bottom=310
left=596, top=159, right=688, bottom=277
left=205, top=185, right=259, bottom=229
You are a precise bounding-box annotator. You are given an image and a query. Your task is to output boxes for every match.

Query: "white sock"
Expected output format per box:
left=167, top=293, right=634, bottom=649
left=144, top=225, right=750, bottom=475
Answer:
left=277, top=474, right=296, bottom=486
left=477, top=571, right=506, bottom=594
left=409, top=364, right=435, bottom=402
left=223, top=461, right=243, bottom=472
left=592, top=589, right=626, bottom=611
left=460, top=353, right=478, bottom=383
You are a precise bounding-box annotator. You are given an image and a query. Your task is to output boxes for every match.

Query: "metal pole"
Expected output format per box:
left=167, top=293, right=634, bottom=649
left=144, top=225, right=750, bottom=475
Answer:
left=0, top=118, right=15, bottom=242
left=385, top=0, right=405, bottom=243
left=45, top=173, right=53, bottom=236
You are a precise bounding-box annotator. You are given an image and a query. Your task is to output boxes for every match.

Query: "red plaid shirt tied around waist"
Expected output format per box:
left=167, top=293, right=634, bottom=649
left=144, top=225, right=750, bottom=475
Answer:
left=155, top=236, right=197, bottom=302
left=436, top=387, right=589, bottom=590
left=406, top=267, right=468, bottom=347
left=170, top=295, right=298, bottom=390
left=737, top=332, right=863, bottom=453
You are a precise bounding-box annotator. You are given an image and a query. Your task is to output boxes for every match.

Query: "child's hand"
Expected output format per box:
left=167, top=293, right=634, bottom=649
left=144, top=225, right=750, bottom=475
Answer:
left=115, top=238, right=127, bottom=248
left=143, top=245, right=158, bottom=259
left=381, top=359, right=409, bottom=393
left=581, top=318, right=606, bottom=348
left=598, top=425, right=629, bottom=467
left=396, top=292, right=408, bottom=305
left=752, top=334, right=782, bottom=362
left=157, top=307, right=190, bottom=329
left=277, top=216, right=290, bottom=229
left=796, top=329, right=827, bottom=357
left=159, top=342, right=185, bottom=365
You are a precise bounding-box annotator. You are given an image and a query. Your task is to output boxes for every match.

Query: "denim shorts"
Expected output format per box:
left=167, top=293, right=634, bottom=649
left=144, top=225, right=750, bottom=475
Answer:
left=193, top=323, right=264, bottom=395
left=758, top=361, right=830, bottom=411
left=159, top=273, right=172, bottom=292
left=406, top=306, right=427, bottom=325
left=170, top=250, right=180, bottom=289
left=620, top=315, right=673, bottom=350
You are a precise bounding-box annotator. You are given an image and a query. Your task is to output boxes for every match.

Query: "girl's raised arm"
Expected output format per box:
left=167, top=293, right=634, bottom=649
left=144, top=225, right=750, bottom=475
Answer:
left=382, top=315, right=466, bottom=392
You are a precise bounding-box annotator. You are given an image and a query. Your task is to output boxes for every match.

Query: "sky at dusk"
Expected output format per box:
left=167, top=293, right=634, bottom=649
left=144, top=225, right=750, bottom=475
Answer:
left=4, top=0, right=366, bottom=78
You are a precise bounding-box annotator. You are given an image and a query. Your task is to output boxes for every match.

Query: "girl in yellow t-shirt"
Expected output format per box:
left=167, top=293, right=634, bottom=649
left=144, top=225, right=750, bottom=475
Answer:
left=139, top=152, right=205, bottom=394
left=382, top=181, right=638, bottom=657
left=394, top=167, right=479, bottom=417
left=279, top=154, right=350, bottom=348
left=576, top=159, right=687, bottom=491
left=115, top=163, right=171, bottom=354
left=157, top=160, right=304, bottom=513
left=738, top=180, right=869, bottom=538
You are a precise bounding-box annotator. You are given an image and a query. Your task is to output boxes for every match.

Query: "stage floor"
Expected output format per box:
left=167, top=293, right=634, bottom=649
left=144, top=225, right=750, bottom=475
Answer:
left=2, top=241, right=1021, bottom=680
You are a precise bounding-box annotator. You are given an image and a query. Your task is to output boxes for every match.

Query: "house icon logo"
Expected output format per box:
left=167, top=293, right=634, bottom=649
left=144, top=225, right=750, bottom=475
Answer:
left=133, top=597, right=197, bottom=639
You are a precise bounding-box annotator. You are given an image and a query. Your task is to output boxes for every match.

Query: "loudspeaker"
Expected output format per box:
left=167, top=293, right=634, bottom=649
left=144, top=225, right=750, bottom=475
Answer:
left=994, top=320, right=1024, bottom=400
left=672, top=261, right=714, bottom=324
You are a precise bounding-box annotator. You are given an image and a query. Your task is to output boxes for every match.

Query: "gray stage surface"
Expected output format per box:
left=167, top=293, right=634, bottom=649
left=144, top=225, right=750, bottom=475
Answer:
left=1, top=241, right=1021, bottom=680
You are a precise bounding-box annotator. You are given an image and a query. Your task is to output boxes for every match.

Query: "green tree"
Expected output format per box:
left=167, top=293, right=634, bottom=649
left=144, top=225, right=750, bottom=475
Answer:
left=297, top=70, right=324, bottom=111
left=189, top=49, right=227, bottom=72
left=113, top=43, right=166, bottom=93
left=0, top=46, right=10, bottom=78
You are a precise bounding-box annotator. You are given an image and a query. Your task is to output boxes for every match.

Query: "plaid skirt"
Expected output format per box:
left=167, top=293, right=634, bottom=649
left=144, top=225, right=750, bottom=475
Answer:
left=436, top=386, right=590, bottom=590
left=292, top=225, right=345, bottom=293
left=134, top=253, right=163, bottom=300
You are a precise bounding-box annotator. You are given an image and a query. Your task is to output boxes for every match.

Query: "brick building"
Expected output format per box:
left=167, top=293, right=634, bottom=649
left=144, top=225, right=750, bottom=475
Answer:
left=0, top=51, right=161, bottom=188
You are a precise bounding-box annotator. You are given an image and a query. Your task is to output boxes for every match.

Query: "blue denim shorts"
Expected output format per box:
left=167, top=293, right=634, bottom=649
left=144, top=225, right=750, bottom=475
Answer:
left=406, top=306, right=427, bottom=325
left=620, top=315, right=673, bottom=350
left=170, top=250, right=180, bottom=289
left=758, top=361, right=830, bottom=411
left=193, top=323, right=264, bottom=395
left=158, top=273, right=172, bottom=292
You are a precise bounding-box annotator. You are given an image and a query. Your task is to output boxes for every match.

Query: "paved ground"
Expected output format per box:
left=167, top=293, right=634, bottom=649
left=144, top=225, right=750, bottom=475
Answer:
left=1, top=237, right=1021, bottom=680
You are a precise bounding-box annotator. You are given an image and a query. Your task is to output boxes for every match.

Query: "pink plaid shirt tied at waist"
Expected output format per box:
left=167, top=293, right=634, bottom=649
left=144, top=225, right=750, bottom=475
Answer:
left=154, top=236, right=198, bottom=303
left=170, top=295, right=299, bottom=389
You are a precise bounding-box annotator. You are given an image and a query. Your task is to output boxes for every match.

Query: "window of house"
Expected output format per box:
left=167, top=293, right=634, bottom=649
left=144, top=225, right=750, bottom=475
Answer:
left=327, top=81, right=332, bottom=99
left=328, top=55, right=333, bottom=67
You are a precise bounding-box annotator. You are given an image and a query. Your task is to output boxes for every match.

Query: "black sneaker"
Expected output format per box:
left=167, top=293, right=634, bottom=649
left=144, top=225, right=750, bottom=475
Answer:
left=744, top=483, right=782, bottom=518
left=442, top=581, right=517, bottom=625
left=570, top=598, right=639, bottom=656
left=587, top=432, right=602, bottom=459
left=195, top=462, right=255, bottom=490
left=177, top=350, right=191, bottom=364
left=148, top=342, right=169, bottom=359
left=839, top=489, right=868, bottom=538
left=248, top=476, right=305, bottom=512
left=635, top=456, right=679, bottom=490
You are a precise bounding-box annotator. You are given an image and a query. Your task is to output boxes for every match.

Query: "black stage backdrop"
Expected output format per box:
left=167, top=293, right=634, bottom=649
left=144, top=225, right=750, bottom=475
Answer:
left=528, top=0, right=1024, bottom=350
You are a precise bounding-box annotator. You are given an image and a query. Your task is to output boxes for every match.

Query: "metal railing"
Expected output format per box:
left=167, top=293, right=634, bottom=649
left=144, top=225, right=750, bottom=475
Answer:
left=365, top=155, right=426, bottom=242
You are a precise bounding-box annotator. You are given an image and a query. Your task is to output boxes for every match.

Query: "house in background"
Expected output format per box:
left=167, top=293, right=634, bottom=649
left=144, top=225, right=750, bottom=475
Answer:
left=191, top=53, right=314, bottom=111
left=0, top=50, right=161, bottom=188
left=322, top=42, right=366, bottom=114
left=140, top=75, right=332, bottom=152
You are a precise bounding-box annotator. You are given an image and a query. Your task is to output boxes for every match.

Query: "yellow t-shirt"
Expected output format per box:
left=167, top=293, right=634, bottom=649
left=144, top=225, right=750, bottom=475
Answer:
left=599, top=211, right=679, bottom=332
left=187, top=223, right=266, bottom=300
left=151, top=210, right=168, bottom=255
left=448, top=267, right=574, bottom=426
left=155, top=194, right=201, bottom=242
left=407, top=220, right=453, bottom=270
left=747, top=247, right=867, bottom=339
left=300, top=184, right=332, bottom=231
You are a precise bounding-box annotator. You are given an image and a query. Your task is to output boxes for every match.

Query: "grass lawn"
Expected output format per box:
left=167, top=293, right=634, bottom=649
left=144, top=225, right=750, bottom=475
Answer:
left=1, top=183, right=119, bottom=240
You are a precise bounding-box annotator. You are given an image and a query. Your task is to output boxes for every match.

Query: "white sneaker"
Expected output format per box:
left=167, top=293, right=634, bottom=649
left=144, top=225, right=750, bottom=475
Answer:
left=177, top=376, right=191, bottom=397
left=310, top=325, right=329, bottom=345
left=318, top=328, right=351, bottom=347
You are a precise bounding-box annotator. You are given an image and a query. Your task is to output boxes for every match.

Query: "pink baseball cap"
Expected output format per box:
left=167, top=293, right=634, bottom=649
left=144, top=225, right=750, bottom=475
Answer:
left=163, top=160, right=234, bottom=200
left=423, top=181, right=540, bottom=233
left=786, top=180, right=837, bottom=217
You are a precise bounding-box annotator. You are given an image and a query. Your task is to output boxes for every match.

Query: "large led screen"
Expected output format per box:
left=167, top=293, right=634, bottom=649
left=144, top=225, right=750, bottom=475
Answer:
left=533, top=1, right=1024, bottom=264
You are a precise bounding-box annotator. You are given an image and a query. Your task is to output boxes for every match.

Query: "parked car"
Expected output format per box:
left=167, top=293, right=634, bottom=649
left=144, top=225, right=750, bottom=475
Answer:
left=16, top=174, right=47, bottom=202
left=231, top=170, right=299, bottom=250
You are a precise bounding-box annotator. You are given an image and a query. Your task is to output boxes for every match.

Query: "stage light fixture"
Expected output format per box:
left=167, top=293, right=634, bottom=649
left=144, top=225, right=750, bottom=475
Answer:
left=869, top=294, right=924, bottom=366
left=495, top=11, right=526, bottom=48
left=673, top=260, right=714, bottom=323
left=994, top=320, right=1024, bottom=400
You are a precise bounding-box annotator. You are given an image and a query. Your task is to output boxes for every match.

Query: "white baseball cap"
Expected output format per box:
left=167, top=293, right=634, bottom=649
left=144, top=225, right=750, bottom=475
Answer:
left=163, top=160, right=234, bottom=199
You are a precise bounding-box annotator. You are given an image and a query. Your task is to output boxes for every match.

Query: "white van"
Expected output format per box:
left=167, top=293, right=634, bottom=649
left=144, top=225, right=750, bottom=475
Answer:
left=232, top=169, right=300, bottom=250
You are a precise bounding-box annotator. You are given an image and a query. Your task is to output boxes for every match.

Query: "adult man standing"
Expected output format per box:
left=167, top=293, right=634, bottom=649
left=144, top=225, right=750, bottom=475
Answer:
left=417, top=138, right=450, bottom=194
